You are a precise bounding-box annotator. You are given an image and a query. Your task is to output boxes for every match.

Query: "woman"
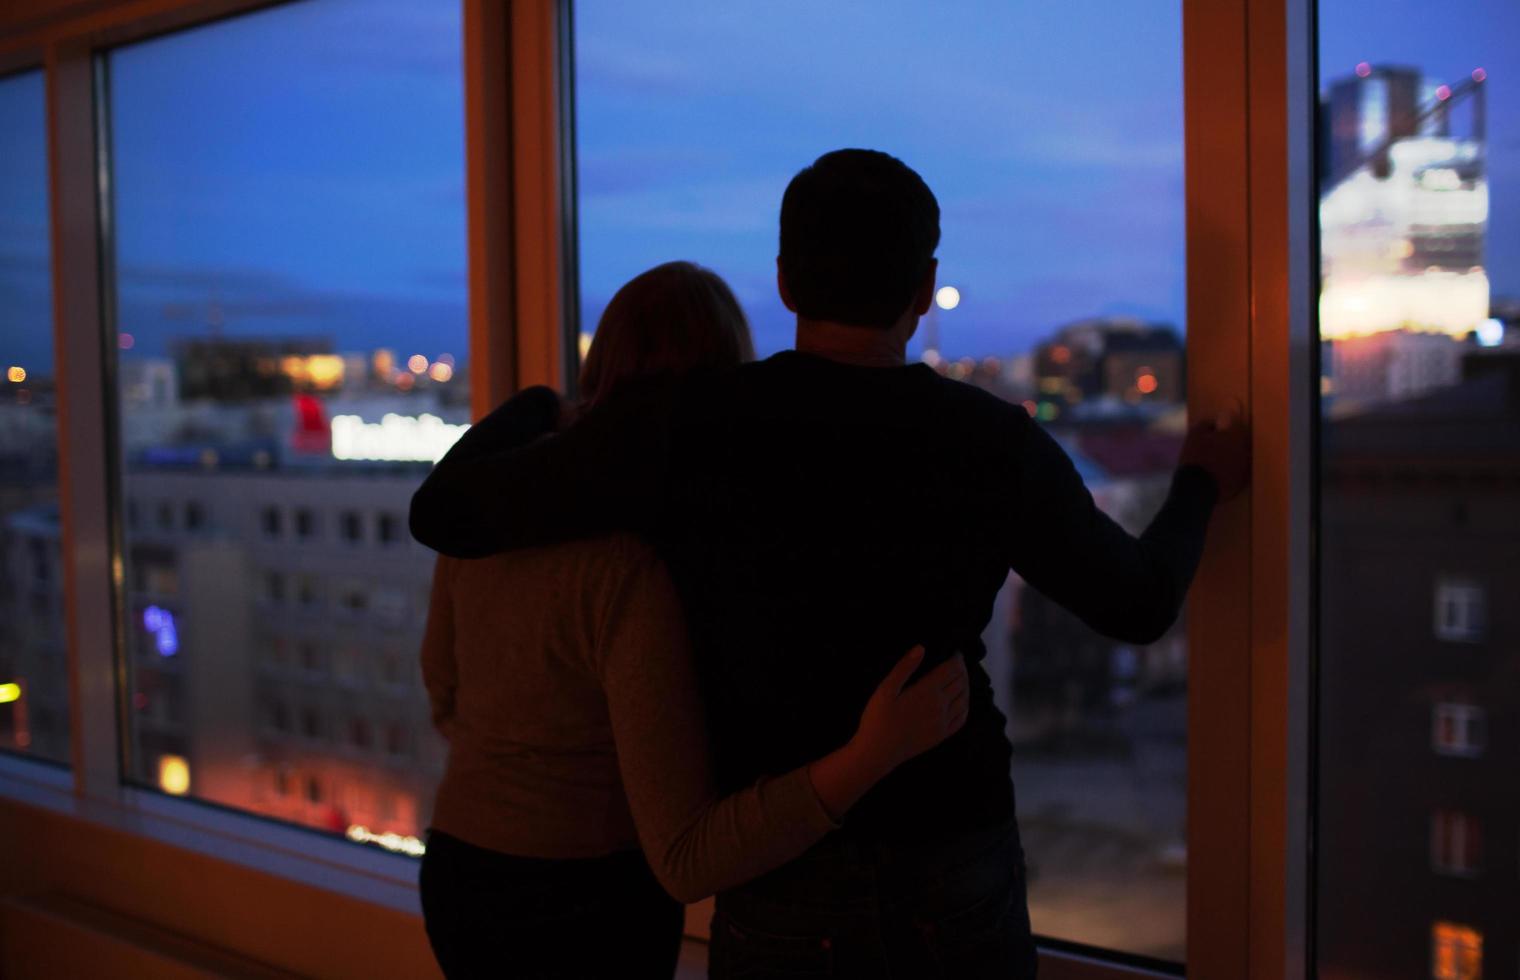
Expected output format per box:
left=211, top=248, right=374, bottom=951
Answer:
left=417, top=261, right=968, bottom=979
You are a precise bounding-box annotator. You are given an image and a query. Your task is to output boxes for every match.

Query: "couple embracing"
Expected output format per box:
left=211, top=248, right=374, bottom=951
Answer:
left=410, top=149, right=1247, bottom=979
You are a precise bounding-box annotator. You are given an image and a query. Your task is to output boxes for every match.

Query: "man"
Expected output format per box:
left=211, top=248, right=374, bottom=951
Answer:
left=411, top=148, right=1248, bottom=977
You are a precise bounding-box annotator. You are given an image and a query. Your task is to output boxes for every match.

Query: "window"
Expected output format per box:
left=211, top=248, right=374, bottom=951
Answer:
left=333, top=646, right=365, bottom=688
left=1433, top=578, right=1486, bottom=643
left=376, top=512, right=402, bottom=545
left=1431, top=922, right=1483, bottom=980
left=371, top=587, right=407, bottom=629
left=0, top=68, right=68, bottom=766
left=295, top=574, right=320, bottom=609
left=261, top=636, right=290, bottom=670
left=384, top=722, right=410, bottom=759
left=1430, top=811, right=1482, bottom=877
left=349, top=717, right=372, bottom=751
left=335, top=580, right=368, bottom=615
left=378, top=652, right=406, bottom=690
left=108, top=0, right=465, bottom=848
left=297, top=642, right=327, bottom=678
left=574, top=1, right=1188, bottom=962
left=262, top=570, right=285, bottom=604
left=1432, top=702, right=1486, bottom=757
left=1316, top=4, right=1518, bottom=977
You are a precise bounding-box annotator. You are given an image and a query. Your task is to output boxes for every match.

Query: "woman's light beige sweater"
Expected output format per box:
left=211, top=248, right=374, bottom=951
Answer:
left=421, top=533, right=837, bottom=903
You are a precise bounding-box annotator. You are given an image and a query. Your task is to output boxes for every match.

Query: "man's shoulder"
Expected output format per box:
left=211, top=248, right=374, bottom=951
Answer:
left=916, top=371, right=1035, bottom=441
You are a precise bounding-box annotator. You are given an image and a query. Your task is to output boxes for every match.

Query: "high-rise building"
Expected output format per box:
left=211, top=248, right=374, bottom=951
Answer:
left=1324, top=64, right=1424, bottom=184
left=1319, top=66, right=1489, bottom=344
left=1318, top=351, right=1520, bottom=978
left=120, top=459, right=444, bottom=840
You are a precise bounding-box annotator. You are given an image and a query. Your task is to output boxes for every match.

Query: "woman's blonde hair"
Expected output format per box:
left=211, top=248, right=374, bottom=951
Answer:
left=578, top=261, right=755, bottom=407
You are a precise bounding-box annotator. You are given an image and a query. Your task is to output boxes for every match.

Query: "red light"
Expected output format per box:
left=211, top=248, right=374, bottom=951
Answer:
left=1436, top=85, right=1452, bottom=101
left=1355, top=62, right=1372, bottom=78
left=1472, top=68, right=1487, bottom=83
left=118, top=333, right=135, bottom=350
left=290, top=394, right=331, bottom=454
left=133, top=691, right=149, bottom=711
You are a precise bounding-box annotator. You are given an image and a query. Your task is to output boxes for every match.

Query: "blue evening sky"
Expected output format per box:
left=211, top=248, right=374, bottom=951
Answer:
left=2, top=1, right=1517, bottom=375
left=575, top=0, right=1185, bottom=358
left=0, top=70, right=51, bottom=375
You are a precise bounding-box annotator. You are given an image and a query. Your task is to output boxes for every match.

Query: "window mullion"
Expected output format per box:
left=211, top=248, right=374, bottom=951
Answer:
left=46, top=42, right=125, bottom=801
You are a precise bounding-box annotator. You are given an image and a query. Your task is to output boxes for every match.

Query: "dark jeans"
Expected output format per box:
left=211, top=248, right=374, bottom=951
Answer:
left=419, top=829, right=684, bottom=979
left=709, top=818, right=1036, bottom=980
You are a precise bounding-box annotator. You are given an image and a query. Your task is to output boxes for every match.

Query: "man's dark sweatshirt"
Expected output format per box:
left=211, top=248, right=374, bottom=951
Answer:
left=411, top=350, right=1218, bottom=843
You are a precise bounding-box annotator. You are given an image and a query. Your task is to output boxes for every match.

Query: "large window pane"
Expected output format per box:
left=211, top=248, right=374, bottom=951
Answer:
left=0, top=70, right=69, bottom=766
left=575, top=3, right=1187, bottom=962
left=1316, top=4, right=1519, bottom=977
left=108, top=0, right=466, bottom=850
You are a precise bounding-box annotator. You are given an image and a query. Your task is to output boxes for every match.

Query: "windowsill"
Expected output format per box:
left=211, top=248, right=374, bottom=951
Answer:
left=0, top=752, right=422, bottom=916
left=1, top=752, right=1177, bottom=979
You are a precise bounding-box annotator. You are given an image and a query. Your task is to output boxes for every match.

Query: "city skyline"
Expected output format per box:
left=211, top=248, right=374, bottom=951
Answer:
left=2, top=1, right=1517, bottom=377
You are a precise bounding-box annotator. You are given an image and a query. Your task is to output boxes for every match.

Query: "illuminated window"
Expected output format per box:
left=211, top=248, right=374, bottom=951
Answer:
left=1431, top=922, right=1482, bottom=980
left=1430, top=811, right=1482, bottom=876
left=1432, top=702, right=1486, bottom=757
left=1433, top=578, right=1485, bottom=643
left=108, top=0, right=462, bottom=847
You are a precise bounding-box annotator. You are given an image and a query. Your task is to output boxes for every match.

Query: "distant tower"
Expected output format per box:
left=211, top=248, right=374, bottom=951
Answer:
left=1325, top=64, right=1422, bottom=183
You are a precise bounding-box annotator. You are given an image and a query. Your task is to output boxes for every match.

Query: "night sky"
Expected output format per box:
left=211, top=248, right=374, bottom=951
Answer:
left=1, top=0, right=1517, bottom=375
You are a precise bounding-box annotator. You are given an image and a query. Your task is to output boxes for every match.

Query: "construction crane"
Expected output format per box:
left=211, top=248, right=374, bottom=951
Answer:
left=1328, top=69, right=1487, bottom=190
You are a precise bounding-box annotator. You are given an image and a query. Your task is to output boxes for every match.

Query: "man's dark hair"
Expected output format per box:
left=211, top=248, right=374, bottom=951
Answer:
left=779, top=149, right=940, bottom=329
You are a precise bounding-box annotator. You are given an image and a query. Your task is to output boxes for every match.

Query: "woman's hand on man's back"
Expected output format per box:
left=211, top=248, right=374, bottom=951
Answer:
left=806, top=647, right=970, bottom=822
left=853, top=647, right=970, bottom=773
